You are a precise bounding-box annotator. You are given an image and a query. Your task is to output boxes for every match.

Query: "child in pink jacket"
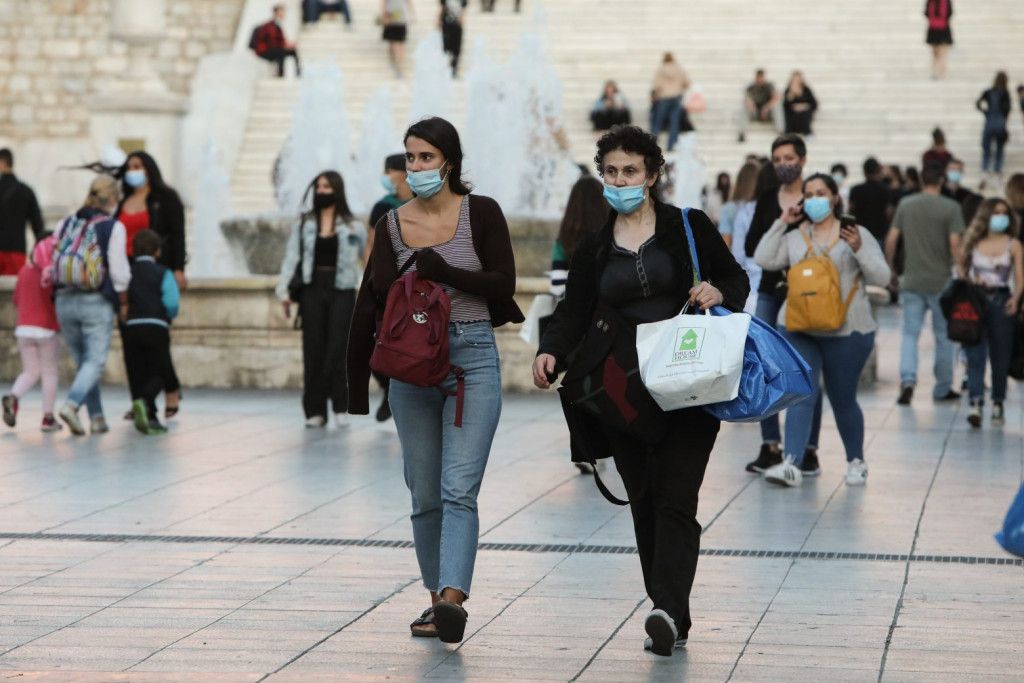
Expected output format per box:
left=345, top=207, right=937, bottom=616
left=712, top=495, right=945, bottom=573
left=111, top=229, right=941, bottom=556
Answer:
left=3, top=236, right=61, bottom=431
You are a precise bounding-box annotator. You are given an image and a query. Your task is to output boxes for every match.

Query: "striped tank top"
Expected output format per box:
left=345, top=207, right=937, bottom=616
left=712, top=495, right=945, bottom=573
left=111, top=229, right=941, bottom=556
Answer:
left=388, top=197, right=491, bottom=323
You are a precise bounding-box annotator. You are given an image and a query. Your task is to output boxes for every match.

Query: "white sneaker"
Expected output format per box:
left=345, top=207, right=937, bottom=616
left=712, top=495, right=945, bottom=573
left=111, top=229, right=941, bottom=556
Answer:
left=333, top=413, right=350, bottom=429
left=845, top=459, right=868, bottom=486
left=763, top=456, right=803, bottom=487
left=304, top=415, right=326, bottom=428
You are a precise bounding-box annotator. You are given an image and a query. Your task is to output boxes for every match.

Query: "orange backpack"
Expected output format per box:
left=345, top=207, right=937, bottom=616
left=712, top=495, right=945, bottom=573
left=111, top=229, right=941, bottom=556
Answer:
left=785, top=230, right=860, bottom=333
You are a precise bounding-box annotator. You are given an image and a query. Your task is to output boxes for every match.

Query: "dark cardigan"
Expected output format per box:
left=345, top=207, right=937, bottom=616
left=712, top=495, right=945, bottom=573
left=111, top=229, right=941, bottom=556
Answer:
left=116, top=189, right=187, bottom=271
left=538, top=201, right=750, bottom=463
left=347, top=193, right=525, bottom=414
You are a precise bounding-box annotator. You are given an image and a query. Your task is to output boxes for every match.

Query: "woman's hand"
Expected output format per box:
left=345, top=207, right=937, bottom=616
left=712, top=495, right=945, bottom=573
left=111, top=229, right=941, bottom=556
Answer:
left=533, top=354, right=557, bottom=389
left=282, top=301, right=292, bottom=318
left=840, top=225, right=862, bottom=252
left=689, top=281, right=724, bottom=310
left=782, top=202, right=804, bottom=225
left=1005, top=296, right=1020, bottom=316
left=414, top=248, right=447, bottom=281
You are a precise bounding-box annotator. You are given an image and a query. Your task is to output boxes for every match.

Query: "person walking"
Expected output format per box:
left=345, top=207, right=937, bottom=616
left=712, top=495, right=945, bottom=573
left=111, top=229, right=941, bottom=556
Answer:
left=381, top=0, right=413, bottom=78
left=717, top=161, right=760, bottom=250
left=976, top=71, right=1012, bottom=183
left=303, top=0, right=352, bottom=27
left=53, top=175, right=131, bottom=436
left=743, top=134, right=824, bottom=476
left=704, top=172, right=730, bottom=226
left=124, top=230, right=180, bottom=436
left=3, top=236, right=61, bottom=432
left=649, top=53, right=692, bottom=152
left=278, top=171, right=365, bottom=428
left=439, top=0, right=467, bottom=77
left=251, top=4, right=302, bottom=78
left=849, top=157, right=895, bottom=245
left=534, top=126, right=749, bottom=656
left=115, top=151, right=186, bottom=420
left=921, top=127, right=954, bottom=171
left=783, top=71, right=818, bottom=136
left=0, top=148, right=45, bottom=275
left=885, top=164, right=965, bottom=405
left=729, top=160, right=774, bottom=314
left=924, top=0, right=953, bottom=79
left=755, top=174, right=891, bottom=487
left=942, top=158, right=983, bottom=225
left=347, top=117, right=523, bottom=643
left=955, top=199, right=1023, bottom=428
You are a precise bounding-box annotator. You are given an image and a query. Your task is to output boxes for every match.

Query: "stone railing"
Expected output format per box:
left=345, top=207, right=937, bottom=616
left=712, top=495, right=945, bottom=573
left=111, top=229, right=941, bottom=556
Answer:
left=0, top=276, right=550, bottom=393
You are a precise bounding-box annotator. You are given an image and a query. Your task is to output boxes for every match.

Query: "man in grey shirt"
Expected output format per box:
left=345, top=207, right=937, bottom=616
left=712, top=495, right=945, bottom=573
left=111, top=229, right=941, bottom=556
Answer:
left=884, top=164, right=965, bottom=405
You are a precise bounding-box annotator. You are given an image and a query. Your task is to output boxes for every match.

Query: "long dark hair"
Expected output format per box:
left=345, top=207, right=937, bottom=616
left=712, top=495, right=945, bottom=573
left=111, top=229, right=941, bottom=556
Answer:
left=403, top=117, right=472, bottom=195
left=802, top=172, right=845, bottom=218
left=753, top=158, right=779, bottom=201
left=117, top=151, right=179, bottom=202
left=302, top=170, right=354, bottom=223
left=557, top=176, right=607, bottom=259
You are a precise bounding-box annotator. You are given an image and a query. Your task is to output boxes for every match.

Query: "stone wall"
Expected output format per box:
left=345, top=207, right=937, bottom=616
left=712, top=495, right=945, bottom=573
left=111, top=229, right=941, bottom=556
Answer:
left=0, top=277, right=550, bottom=393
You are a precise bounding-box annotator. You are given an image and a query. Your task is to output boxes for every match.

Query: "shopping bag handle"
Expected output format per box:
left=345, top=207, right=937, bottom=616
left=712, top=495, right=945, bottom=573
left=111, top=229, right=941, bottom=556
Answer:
left=681, top=207, right=702, bottom=287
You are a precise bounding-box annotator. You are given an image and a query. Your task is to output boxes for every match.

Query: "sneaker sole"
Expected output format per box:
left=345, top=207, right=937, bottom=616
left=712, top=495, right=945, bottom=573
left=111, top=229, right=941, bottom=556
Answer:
left=644, top=613, right=676, bottom=657
left=764, top=473, right=800, bottom=487
left=801, top=468, right=822, bottom=478
left=745, top=461, right=782, bottom=474
left=432, top=602, right=467, bottom=644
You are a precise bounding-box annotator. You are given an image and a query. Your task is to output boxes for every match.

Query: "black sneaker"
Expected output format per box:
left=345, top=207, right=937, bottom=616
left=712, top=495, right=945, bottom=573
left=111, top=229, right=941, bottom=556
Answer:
left=897, top=385, right=914, bottom=405
left=746, top=444, right=782, bottom=474
left=800, top=449, right=821, bottom=477
left=934, top=390, right=961, bottom=402
left=2, top=395, right=17, bottom=427
left=375, top=398, right=392, bottom=423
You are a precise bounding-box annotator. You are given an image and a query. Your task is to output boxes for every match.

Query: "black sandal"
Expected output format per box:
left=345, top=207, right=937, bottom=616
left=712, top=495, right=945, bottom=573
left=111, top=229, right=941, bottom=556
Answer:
left=432, top=601, right=468, bottom=643
left=410, top=607, right=437, bottom=638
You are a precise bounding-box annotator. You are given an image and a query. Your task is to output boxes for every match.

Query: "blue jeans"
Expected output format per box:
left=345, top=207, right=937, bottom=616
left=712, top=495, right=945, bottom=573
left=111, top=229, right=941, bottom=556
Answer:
left=965, top=289, right=1014, bottom=403
left=388, top=321, right=502, bottom=597
left=56, top=291, right=114, bottom=418
left=982, top=124, right=1006, bottom=174
left=755, top=292, right=823, bottom=447
left=783, top=332, right=875, bottom=466
left=650, top=96, right=682, bottom=151
left=899, top=289, right=954, bottom=398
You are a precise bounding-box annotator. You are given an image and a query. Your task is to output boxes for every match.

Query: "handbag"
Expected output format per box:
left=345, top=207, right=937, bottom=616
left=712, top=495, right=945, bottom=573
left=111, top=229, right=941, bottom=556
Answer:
left=676, top=207, right=814, bottom=422
left=939, top=279, right=986, bottom=345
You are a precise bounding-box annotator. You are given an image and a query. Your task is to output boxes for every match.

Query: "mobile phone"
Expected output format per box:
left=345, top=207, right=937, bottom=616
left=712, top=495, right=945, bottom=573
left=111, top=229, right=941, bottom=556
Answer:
left=839, top=213, right=857, bottom=229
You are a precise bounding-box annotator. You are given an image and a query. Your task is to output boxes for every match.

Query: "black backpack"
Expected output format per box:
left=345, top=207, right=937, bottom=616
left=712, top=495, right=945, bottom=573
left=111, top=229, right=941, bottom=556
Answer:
left=248, top=26, right=260, bottom=52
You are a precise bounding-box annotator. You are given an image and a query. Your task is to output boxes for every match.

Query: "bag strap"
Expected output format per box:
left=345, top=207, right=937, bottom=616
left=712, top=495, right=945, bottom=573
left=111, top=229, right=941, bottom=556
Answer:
left=681, top=207, right=701, bottom=287
left=397, top=251, right=417, bottom=276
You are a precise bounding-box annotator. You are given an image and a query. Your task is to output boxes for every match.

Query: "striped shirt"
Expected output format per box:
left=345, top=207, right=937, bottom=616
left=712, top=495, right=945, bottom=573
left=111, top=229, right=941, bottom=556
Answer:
left=388, top=197, right=491, bottom=323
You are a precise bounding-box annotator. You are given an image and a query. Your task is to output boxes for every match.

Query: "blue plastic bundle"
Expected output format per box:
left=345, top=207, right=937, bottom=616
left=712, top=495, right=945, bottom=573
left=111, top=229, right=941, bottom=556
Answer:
left=995, top=483, right=1024, bottom=558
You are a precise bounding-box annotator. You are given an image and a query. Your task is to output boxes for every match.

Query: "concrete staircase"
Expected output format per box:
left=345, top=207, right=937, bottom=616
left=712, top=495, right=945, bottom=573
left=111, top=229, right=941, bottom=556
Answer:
left=230, top=0, right=1024, bottom=214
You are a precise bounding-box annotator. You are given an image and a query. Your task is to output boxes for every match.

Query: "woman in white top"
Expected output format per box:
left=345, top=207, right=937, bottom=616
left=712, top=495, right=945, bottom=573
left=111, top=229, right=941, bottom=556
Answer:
left=955, top=198, right=1023, bottom=428
left=754, top=173, right=891, bottom=488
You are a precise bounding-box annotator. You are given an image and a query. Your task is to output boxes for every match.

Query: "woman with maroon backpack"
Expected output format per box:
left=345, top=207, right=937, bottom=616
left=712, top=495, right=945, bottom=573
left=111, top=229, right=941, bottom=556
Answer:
left=348, top=117, right=523, bottom=644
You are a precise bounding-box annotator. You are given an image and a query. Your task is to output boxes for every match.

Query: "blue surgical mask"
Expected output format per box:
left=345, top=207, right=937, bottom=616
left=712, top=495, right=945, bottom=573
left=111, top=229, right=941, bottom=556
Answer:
left=124, top=170, right=147, bottom=188
left=380, top=174, right=397, bottom=195
left=990, top=214, right=1011, bottom=233
left=603, top=182, right=647, bottom=214
left=832, top=173, right=846, bottom=186
left=803, top=197, right=832, bottom=224
left=407, top=167, right=449, bottom=198
left=946, top=170, right=962, bottom=185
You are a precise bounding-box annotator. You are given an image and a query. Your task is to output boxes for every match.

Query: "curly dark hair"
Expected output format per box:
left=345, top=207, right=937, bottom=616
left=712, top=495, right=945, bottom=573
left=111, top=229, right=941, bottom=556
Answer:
left=594, top=126, right=666, bottom=180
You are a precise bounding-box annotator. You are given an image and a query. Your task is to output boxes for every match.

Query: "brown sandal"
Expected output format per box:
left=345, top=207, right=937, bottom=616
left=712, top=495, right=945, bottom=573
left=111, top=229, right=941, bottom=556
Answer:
left=410, top=607, right=437, bottom=638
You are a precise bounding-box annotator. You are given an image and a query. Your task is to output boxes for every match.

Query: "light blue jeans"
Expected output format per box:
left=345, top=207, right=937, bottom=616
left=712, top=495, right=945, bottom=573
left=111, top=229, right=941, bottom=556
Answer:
left=899, top=289, right=954, bottom=398
left=388, top=321, right=502, bottom=598
left=56, top=291, right=114, bottom=418
left=783, top=331, right=876, bottom=466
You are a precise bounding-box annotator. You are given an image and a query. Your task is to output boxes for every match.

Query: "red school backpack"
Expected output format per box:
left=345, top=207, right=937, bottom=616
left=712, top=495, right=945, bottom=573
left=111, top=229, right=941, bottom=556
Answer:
left=370, top=254, right=467, bottom=426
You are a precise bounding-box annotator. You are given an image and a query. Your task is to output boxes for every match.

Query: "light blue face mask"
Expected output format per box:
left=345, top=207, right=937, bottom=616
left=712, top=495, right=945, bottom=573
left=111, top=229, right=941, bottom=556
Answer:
left=124, top=170, right=147, bottom=188
left=946, top=169, right=962, bottom=185
left=990, top=214, right=1011, bottom=233
left=407, top=166, right=449, bottom=198
left=803, top=196, right=833, bottom=224
left=603, top=182, right=647, bottom=214
left=380, top=174, right=397, bottom=195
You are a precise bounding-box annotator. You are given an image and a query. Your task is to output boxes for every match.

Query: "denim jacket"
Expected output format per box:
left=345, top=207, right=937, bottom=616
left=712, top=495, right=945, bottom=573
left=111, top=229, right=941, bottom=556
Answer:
left=275, top=215, right=367, bottom=300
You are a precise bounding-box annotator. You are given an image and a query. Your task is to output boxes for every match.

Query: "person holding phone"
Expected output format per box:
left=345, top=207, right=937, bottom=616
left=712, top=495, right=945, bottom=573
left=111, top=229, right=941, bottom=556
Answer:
left=753, top=173, right=891, bottom=487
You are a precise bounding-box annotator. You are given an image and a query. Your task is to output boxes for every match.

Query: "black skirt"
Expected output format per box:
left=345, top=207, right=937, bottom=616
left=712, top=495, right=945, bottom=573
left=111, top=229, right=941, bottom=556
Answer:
left=382, top=24, right=407, bottom=42
left=926, top=27, right=952, bottom=45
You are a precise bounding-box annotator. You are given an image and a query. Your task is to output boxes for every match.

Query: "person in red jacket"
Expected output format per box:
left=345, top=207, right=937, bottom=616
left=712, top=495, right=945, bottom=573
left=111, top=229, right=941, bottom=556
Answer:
left=251, top=4, right=301, bottom=78
left=3, top=236, right=61, bottom=432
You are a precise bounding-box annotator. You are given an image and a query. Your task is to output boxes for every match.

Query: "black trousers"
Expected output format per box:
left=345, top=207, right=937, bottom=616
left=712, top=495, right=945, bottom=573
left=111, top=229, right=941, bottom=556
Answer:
left=261, top=47, right=301, bottom=77
left=124, top=324, right=172, bottom=421
left=441, top=21, right=463, bottom=74
left=300, top=270, right=355, bottom=418
left=121, top=321, right=179, bottom=401
left=607, top=409, right=719, bottom=639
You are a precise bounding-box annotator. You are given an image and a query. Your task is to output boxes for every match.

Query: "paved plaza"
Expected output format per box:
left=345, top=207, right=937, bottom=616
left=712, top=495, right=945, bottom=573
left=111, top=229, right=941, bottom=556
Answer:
left=0, top=310, right=1022, bottom=682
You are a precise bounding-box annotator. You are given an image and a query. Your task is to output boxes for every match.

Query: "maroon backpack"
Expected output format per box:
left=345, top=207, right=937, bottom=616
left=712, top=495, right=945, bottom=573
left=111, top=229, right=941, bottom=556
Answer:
left=370, top=255, right=466, bottom=426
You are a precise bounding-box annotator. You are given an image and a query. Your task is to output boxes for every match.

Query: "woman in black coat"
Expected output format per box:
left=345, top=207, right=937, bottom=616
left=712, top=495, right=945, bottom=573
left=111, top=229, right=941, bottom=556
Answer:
left=532, top=126, right=749, bottom=657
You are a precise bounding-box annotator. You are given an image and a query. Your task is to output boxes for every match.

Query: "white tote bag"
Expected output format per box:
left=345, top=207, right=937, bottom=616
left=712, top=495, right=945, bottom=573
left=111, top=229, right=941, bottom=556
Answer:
left=636, top=307, right=751, bottom=411
left=518, top=294, right=557, bottom=346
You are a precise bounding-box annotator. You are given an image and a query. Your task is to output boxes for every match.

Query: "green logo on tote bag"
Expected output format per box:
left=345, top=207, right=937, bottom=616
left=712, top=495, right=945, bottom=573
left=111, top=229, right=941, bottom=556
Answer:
left=671, top=327, right=705, bottom=362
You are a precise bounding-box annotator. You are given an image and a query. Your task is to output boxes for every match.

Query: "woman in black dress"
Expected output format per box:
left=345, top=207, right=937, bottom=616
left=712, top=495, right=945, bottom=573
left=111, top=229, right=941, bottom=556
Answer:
left=925, top=0, right=953, bottom=79
left=783, top=71, right=818, bottom=136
